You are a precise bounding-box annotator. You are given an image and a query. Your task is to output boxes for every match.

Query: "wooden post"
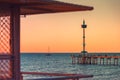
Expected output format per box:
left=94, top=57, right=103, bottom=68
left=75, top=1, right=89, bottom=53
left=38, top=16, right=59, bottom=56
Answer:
left=114, top=58, right=118, bottom=66
left=11, top=5, right=21, bottom=80
left=109, top=58, right=111, bottom=65
left=117, top=58, right=119, bottom=65
left=86, top=57, right=88, bottom=64
left=20, top=74, right=23, bottom=80
left=83, top=56, right=86, bottom=64
left=95, top=58, right=97, bottom=64
left=114, top=58, right=115, bottom=65
left=103, top=58, right=104, bottom=65
left=90, top=57, right=91, bottom=64
left=92, top=58, right=95, bottom=64
left=107, top=58, right=111, bottom=65
left=77, top=56, right=80, bottom=64
left=80, top=57, right=82, bottom=64
left=106, top=58, right=108, bottom=65
left=100, top=58, right=101, bottom=65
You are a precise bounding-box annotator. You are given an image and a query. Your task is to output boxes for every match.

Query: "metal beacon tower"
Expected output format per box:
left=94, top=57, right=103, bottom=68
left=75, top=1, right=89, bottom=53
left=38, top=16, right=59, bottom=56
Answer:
left=81, top=20, right=88, bottom=56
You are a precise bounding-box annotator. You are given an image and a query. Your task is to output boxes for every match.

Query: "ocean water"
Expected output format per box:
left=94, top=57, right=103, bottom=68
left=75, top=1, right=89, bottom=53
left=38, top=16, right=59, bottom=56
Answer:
left=21, top=53, right=120, bottom=80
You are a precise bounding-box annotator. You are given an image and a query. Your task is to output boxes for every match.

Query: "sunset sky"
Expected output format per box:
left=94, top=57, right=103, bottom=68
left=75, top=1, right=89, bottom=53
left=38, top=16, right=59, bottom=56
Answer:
left=21, top=0, right=120, bottom=53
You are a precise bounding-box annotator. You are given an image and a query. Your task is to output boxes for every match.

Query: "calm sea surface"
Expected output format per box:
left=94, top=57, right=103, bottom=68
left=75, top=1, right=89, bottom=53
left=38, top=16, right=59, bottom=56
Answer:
left=21, top=53, right=120, bottom=80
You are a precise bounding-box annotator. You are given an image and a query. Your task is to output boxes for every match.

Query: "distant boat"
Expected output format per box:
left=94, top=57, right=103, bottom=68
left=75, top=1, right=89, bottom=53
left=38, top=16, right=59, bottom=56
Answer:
left=46, top=46, right=51, bottom=56
left=46, top=53, right=51, bottom=56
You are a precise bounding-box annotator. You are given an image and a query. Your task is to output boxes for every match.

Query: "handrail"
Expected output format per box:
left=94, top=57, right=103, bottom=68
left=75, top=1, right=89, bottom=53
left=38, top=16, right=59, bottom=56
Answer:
left=27, top=76, right=92, bottom=80
left=0, top=54, right=13, bottom=59
left=21, top=72, right=93, bottom=80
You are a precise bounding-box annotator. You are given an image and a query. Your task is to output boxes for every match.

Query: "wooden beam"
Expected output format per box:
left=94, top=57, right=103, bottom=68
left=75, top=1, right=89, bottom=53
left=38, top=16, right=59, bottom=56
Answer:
left=0, top=55, right=13, bottom=59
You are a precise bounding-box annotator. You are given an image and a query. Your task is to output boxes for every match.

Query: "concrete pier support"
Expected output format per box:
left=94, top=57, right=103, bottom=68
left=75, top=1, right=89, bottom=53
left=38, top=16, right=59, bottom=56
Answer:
left=114, top=58, right=118, bottom=66
left=71, top=54, right=120, bottom=66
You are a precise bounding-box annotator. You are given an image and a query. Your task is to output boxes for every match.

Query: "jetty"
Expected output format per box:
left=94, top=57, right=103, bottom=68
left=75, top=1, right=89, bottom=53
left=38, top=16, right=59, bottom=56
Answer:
left=71, top=20, right=120, bottom=66
left=71, top=54, right=120, bottom=65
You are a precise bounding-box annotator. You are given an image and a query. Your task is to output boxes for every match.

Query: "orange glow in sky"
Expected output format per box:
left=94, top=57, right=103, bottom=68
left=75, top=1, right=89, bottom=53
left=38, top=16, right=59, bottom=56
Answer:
left=20, top=0, right=120, bottom=53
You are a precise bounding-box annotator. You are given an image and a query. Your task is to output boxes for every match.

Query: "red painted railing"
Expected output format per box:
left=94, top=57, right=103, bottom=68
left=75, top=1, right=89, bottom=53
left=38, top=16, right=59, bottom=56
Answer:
left=21, top=72, right=93, bottom=80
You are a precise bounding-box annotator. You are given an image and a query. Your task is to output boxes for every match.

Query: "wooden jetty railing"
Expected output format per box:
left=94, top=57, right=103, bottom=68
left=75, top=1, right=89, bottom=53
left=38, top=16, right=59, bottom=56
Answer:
left=21, top=72, right=93, bottom=80
left=71, top=55, right=120, bottom=65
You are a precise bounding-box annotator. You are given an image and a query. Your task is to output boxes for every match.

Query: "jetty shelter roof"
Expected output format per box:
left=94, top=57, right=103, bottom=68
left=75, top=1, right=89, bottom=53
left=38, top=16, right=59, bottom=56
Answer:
left=0, top=0, right=93, bottom=15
